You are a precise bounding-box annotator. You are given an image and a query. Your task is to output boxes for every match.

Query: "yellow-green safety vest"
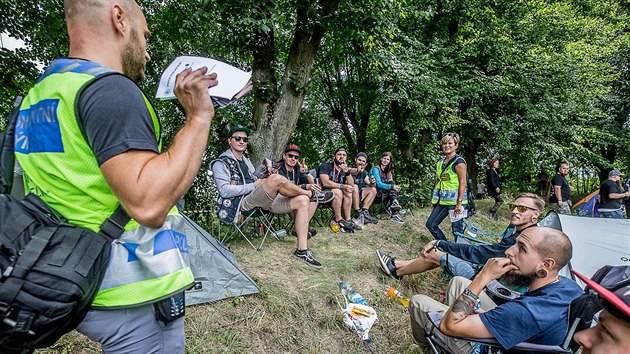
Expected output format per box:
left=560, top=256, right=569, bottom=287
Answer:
left=431, top=156, right=468, bottom=206
left=15, top=58, right=193, bottom=308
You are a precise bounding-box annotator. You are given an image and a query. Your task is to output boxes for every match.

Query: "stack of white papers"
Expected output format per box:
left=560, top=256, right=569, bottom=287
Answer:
left=156, top=56, right=253, bottom=107
left=448, top=209, right=467, bottom=222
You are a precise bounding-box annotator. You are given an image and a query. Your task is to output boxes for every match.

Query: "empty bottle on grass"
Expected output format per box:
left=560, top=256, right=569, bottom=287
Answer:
left=386, top=287, right=409, bottom=308
left=338, top=280, right=368, bottom=306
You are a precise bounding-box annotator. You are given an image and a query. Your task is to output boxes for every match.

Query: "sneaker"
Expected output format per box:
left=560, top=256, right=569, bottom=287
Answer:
left=294, top=249, right=323, bottom=269
left=353, top=210, right=362, bottom=220
left=390, top=214, right=404, bottom=224
left=376, top=250, right=402, bottom=281
left=311, top=190, right=334, bottom=203
left=338, top=219, right=355, bottom=233
left=390, top=199, right=402, bottom=211
left=362, top=210, right=378, bottom=224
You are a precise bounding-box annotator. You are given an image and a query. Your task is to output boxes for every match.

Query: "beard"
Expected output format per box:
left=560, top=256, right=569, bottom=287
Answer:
left=122, top=27, right=146, bottom=82
left=500, top=270, right=537, bottom=288
left=334, top=158, right=345, bottom=166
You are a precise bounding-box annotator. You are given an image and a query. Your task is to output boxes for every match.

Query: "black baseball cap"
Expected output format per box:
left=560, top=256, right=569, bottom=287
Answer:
left=229, top=125, right=251, bottom=136
left=284, top=144, right=301, bottom=155
left=334, top=147, right=347, bottom=154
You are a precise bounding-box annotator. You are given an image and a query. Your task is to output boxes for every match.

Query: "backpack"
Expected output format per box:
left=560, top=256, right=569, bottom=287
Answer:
left=0, top=97, right=130, bottom=353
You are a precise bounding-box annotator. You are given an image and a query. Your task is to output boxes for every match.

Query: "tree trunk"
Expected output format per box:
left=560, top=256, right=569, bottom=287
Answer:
left=391, top=100, right=413, bottom=160
left=249, top=0, right=341, bottom=163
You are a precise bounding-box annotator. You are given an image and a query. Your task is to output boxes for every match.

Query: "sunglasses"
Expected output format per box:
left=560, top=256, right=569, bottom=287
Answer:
left=509, top=204, right=537, bottom=213
left=231, top=136, right=249, bottom=142
left=286, top=153, right=300, bottom=159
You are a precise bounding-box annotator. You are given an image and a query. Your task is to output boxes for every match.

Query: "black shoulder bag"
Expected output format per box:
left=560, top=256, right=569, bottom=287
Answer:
left=0, top=97, right=130, bottom=354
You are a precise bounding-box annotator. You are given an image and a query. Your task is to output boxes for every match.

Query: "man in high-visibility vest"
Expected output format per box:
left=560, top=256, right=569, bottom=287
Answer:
left=15, top=0, right=218, bottom=352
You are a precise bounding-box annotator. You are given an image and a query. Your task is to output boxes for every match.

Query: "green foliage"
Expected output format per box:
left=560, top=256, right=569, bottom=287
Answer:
left=2, top=0, right=629, bottom=207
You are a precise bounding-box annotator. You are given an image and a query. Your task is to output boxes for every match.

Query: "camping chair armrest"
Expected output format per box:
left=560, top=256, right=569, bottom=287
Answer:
left=453, top=231, right=492, bottom=245
left=425, top=311, right=571, bottom=353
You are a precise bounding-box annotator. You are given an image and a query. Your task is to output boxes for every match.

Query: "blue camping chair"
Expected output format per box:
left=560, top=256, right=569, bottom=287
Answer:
left=453, top=219, right=514, bottom=245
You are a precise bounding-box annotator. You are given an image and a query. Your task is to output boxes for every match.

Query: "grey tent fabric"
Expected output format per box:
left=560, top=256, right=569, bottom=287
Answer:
left=183, top=215, right=260, bottom=305
left=540, top=211, right=630, bottom=284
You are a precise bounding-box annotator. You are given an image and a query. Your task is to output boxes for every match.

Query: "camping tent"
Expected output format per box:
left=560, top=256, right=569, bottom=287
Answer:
left=572, top=189, right=600, bottom=217
left=182, top=215, right=260, bottom=305
left=540, top=211, right=630, bottom=283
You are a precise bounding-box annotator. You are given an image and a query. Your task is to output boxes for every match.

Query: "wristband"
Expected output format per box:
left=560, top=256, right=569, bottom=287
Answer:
left=463, top=288, right=479, bottom=301
left=339, top=184, right=345, bottom=190
left=344, top=171, right=351, bottom=176
left=463, top=288, right=481, bottom=313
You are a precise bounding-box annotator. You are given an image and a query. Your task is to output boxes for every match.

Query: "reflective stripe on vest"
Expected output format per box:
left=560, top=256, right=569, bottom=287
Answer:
left=431, top=157, right=468, bottom=205
left=16, top=58, right=192, bottom=307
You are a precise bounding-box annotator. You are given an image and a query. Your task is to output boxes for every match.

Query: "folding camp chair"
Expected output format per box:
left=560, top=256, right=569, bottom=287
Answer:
left=217, top=207, right=281, bottom=251
left=453, top=220, right=513, bottom=245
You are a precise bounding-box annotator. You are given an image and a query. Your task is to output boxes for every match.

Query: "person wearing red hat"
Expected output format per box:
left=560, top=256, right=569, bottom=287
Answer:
left=276, top=144, right=320, bottom=238
left=573, top=266, right=630, bottom=354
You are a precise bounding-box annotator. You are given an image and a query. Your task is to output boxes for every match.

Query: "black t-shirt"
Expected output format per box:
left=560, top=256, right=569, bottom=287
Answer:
left=77, top=75, right=158, bottom=165
left=549, top=174, right=571, bottom=203
left=318, top=162, right=347, bottom=184
left=353, top=168, right=369, bottom=189
left=599, top=179, right=623, bottom=209
left=239, top=159, right=255, bottom=184
left=277, top=162, right=308, bottom=187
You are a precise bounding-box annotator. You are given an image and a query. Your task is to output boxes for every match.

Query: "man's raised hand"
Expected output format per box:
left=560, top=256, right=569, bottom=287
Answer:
left=174, top=67, right=218, bottom=124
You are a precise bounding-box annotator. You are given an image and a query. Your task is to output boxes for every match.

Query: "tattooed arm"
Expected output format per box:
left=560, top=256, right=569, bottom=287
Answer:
left=439, top=257, right=516, bottom=338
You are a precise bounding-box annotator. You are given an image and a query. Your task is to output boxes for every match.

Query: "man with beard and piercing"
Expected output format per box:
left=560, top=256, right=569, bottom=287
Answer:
left=275, top=144, right=320, bottom=238
left=15, top=0, right=218, bottom=351
left=318, top=147, right=358, bottom=232
left=409, top=227, right=583, bottom=353
left=377, top=193, right=543, bottom=281
left=212, top=127, right=333, bottom=269
left=349, top=152, right=379, bottom=225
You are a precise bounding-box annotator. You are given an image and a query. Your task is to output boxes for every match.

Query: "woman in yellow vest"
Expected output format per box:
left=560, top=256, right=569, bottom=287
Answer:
left=426, top=133, right=468, bottom=241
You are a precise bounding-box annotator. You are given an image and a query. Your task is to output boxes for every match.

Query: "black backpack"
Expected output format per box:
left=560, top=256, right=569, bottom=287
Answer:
left=0, top=97, right=130, bottom=353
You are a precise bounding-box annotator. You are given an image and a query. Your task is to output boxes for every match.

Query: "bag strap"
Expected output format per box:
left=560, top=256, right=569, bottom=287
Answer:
left=0, top=96, right=22, bottom=194
left=98, top=205, right=131, bottom=241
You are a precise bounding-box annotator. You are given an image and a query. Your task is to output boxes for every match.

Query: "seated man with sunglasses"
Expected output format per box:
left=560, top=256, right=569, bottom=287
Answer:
left=377, top=193, right=543, bottom=281
left=275, top=144, right=320, bottom=239
left=212, top=126, right=333, bottom=269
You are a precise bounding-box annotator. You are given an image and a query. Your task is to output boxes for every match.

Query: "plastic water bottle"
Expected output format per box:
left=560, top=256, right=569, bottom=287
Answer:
left=338, top=280, right=368, bottom=306
left=386, top=287, right=409, bottom=308
left=273, top=229, right=287, bottom=238
left=330, top=220, right=340, bottom=233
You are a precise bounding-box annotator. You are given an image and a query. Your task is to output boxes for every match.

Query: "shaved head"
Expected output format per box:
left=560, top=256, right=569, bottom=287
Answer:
left=64, top=0, right=138, bottom=25
left=532, top=227, right=573, bottom=271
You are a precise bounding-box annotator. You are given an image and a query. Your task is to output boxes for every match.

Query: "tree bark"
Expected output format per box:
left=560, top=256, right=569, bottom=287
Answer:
left=249, top=0, right=341, bottom=163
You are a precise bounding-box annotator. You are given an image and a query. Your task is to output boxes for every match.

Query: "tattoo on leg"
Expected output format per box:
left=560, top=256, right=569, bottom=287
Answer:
left=450, top=295, right=474, bottom=322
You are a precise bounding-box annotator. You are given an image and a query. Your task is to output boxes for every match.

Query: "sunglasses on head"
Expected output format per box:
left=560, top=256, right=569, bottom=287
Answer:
left=231, top=136, right=249, bottom=142
left=509, top=204, right=537, bottom=213
left=287, top=153, right=299, bottom=159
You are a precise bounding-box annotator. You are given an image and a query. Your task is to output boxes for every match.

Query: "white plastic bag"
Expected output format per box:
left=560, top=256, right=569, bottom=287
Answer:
left=341, top=302, right=378, bottom=343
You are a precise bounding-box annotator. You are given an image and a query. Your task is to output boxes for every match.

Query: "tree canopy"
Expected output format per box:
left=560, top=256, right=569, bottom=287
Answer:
left=1, top=0, right=629, bottom=208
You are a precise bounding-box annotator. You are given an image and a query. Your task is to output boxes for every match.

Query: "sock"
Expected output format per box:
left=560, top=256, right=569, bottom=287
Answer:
left=296, top=249, right=307, bottom=254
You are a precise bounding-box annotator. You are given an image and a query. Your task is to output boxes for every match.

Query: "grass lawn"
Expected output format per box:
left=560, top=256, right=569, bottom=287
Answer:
left=38, top=199, right=513, bottom=354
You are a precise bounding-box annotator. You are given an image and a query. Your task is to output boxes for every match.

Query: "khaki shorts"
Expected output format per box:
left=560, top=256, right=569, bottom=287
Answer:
left=241, top=184, right=293, bottom=215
